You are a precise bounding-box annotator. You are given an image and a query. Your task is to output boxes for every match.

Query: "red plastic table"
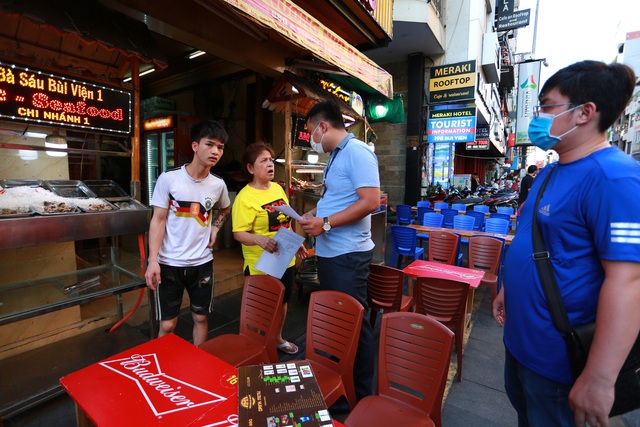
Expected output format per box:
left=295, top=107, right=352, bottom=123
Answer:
left=60, top=334, right=239, bottom=427
left=404, top=260, right=486, bottom=330
left=403, top=260, right=485, bottom=289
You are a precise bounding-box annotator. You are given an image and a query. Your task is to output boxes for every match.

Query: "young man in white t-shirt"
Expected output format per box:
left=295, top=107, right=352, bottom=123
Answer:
left=145, top=120, right=231, bottom=345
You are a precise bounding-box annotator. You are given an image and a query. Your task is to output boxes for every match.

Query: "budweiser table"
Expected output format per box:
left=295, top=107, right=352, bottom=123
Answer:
left=60, top=334, right=238, bottom=427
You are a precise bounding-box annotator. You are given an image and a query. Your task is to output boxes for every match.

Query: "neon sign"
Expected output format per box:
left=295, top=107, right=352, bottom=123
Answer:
left=319, top=79, right=351, bottom=104
left=0, top=61, right=132, bottom=134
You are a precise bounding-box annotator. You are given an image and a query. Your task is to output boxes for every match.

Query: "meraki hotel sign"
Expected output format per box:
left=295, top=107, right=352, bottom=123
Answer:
left=0, top=61, right=132, bottom=135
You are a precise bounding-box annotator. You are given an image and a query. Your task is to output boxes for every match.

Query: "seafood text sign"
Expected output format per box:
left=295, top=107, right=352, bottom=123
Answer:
left=0, top=61, right=132, bottom=134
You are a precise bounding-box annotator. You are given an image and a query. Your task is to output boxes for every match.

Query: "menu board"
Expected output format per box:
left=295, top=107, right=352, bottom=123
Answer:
left=0, top=61, right=132, bottom=134
left=238, top=361, right=333, bottom=427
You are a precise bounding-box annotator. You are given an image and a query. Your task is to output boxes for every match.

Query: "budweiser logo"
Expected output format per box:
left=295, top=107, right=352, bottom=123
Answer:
left=100, top=353, right=229, bottom=417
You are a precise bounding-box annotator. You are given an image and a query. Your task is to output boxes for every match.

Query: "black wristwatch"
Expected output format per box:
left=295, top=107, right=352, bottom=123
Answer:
left=322, top=217, right=332, bottom=233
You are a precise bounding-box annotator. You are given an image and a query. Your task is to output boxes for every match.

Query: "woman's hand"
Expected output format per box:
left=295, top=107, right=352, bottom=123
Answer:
left=296, top=245, right=309, bottom=260
left=255, top=234, right=278, bottom=253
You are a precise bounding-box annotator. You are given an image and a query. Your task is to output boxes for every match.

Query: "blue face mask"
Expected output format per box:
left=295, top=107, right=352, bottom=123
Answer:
left=528, top=105, right=582, bottom=151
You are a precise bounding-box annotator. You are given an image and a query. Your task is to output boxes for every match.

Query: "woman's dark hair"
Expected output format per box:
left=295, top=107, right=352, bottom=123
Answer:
left=190, top=120, right=228, bottom=144
left=243, top=141, right=275, bottom=172
left=306, top=101, right=346, bottom=130
left=540, top=61, right=636, bottom=132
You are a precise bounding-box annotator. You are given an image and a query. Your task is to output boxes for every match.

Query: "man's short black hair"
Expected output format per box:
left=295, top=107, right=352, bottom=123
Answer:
left=190, top=120, right=228, bottom=144
left=540, top=61, right=636, bottom=133
left=306, top=101, right=345, bottom=130
left=527, top=165, right=538, bottom=174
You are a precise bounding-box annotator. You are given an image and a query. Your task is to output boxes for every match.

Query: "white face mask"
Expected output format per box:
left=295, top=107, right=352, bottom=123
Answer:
left=309, top=123, right=325, bottom=154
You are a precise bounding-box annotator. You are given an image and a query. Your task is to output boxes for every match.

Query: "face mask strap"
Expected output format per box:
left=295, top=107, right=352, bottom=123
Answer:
left=551, top=104, right=583, bottom=139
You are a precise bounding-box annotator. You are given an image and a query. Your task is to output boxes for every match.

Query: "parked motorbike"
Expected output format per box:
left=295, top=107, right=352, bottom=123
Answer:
left=483, top=189, right=519, bottom=212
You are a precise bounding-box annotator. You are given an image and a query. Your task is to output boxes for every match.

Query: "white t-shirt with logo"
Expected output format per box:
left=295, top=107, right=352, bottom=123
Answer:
left=151, top=165, right=230, bottom=266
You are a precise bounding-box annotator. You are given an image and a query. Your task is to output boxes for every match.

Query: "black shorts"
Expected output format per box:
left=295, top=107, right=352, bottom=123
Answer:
left=155, top=261, right=214, bottom=321
left=243, top=266, right=294, bottom=303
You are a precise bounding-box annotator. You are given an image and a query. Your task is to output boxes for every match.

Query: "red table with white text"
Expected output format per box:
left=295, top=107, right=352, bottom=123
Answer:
left=403, top=260, right=486, bottom=330
left=60, top=334, right=239, bottom=427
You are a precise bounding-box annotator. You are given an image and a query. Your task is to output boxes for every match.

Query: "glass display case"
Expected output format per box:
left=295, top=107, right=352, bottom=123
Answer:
left=0, top=207, right=151, bottom=326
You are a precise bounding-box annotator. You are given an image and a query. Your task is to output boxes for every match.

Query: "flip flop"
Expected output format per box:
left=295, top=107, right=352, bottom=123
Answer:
left=276, top=340, right=299, bottom=355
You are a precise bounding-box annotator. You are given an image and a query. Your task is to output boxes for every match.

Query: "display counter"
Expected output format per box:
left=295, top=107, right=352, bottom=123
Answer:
left=293, top=189, right=386, bottom=264
left=0, top=207, right=151, bottom=326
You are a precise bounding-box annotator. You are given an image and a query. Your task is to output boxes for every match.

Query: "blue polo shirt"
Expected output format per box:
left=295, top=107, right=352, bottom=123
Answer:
left=504, top=147, right=640, bottom=384
left=315, top=134, right=380, bottom=257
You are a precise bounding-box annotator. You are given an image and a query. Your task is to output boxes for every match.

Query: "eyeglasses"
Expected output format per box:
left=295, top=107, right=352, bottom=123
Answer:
left=532, top=102, right=575, bottom=118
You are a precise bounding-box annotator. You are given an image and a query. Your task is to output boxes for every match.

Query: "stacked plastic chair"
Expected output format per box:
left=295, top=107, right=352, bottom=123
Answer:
left=395, top=204, right=414, bottom=225
left=473, top=204, right=489, bottom=213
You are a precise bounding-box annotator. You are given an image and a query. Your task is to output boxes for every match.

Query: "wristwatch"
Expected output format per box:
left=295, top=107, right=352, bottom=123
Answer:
left=322, top=217, right=332, bottom=233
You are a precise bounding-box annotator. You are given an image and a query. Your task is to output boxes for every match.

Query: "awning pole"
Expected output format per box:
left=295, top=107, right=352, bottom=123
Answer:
left=285, top=100, right=292, bottom=192
left=131, top=58, right=141, bottom=200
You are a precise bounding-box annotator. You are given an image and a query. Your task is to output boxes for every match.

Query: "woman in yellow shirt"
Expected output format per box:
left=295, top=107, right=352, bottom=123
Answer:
left=232, top=142, right=308, bottom=354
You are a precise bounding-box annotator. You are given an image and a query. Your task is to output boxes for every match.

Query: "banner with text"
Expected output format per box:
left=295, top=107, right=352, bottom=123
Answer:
left=496, top=8, right=530, bottom=31
left=427, top=107, right=477, bottom=143
left=428, top=60, right=476, bottom=104
left=515, top=60, right=542, bottom=146
left=0, top=61, right=132, bottom=135
left=466, top=126, right=490, bottom=150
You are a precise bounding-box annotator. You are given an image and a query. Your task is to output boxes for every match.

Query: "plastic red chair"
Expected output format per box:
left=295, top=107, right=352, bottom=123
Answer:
left=468, top=236, right=504, bottom=308
left=198, top=275, right=284, bottom=367
left=294, top=291, right=364, bottom=411
left=344, top=312, right=454, bottom=427
left=427, top=230, right=460, bottom=265
left=413, top=277, right=469, bottom=382
left=367, top=264, right=413, bottom=328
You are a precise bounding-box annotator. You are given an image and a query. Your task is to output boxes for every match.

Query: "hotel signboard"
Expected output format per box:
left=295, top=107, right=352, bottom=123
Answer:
left=427, top=107, right=477, bottom=143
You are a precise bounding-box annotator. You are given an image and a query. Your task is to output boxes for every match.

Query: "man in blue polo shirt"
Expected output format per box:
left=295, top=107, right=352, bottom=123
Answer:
left=493, top=61, right=640, bottom=426
left=299, top=101, right=380, bottom=402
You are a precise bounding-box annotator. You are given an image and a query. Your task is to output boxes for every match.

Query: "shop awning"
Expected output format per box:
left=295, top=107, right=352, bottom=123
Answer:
left=0, top=0, right=167, bottom=78
left=209, top=0, right=393, bottom=99
left=263, top=71, right=363, bottom=119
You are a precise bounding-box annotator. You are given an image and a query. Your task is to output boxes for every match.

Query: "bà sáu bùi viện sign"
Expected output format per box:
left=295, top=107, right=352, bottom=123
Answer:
left=0, top=61, right=132, bottom=135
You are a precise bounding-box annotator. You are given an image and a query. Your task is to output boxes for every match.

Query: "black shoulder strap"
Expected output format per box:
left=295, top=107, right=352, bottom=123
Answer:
left=531, top=167, right=572, bottom=334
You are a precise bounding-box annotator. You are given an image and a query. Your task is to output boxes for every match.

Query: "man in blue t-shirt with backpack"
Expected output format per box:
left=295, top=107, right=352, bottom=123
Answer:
left=493, top=61, right=640, bottom=426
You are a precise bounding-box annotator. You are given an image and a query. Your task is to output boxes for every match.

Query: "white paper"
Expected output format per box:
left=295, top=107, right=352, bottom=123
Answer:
left=254, top=227, right=305, bottom=279
left=270, top=204, right=303, bottom=221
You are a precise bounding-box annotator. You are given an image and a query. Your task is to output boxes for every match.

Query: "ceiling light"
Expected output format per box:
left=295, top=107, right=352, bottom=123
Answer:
left=295, top=168, right=325, bottom=174
left=139, top=68, right=156, bottom=77
left=25, top=131, right=47, bottom=139
left=123, top=68, right=156, bottom=82
left=44, top=131, right=68, bottom=157
left=188, top=50, right=206, bottom=59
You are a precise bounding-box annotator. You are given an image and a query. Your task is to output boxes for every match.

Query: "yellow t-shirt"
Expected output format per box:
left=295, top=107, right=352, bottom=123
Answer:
left=232, top=183, right=295, bottom=275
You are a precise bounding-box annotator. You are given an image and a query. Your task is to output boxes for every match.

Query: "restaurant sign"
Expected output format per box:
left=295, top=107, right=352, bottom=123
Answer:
left=0, top=61, right=132, bottom=135
left=428, top=60, right=476, bottom=104
left=427, top=107, right=477, bottom=143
